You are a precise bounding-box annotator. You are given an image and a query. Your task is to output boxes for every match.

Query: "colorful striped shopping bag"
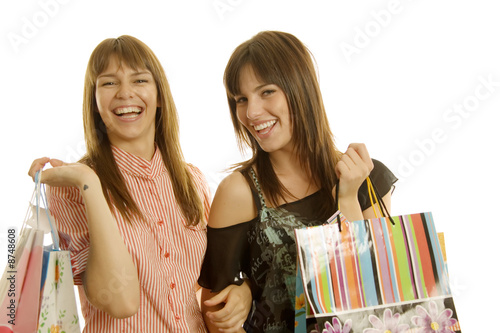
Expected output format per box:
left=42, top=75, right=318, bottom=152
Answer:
left=294, top=178, right=461, bottom=332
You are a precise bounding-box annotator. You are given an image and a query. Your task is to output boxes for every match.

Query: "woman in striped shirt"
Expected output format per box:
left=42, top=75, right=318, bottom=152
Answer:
left=28, top=35, right=250, bottom=332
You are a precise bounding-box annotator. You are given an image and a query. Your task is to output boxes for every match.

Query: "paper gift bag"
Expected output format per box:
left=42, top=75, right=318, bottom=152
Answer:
left=37, top=250, right=80, bottom=333
left=0, top=171, right=49, bottom=333
left=0, top=171, right=80, bottom=333
left=294, top=178, right=461, bottom=332
left=0, top=228, right=44, bottom=333
left=34, top=171, right=81, bottom=333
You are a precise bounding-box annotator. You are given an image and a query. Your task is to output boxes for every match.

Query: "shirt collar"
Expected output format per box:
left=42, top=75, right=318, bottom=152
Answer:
left=112, top=145, right=165, bottom=179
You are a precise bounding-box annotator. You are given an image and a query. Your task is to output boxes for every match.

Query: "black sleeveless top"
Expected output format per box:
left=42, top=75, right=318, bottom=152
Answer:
left=199, top=160, right=397, bottom=332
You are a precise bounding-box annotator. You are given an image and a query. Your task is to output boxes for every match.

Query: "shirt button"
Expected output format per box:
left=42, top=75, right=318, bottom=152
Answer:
left=170, top=282, right=176, bottom=289
left=157, top=220, right=164, bottom=226
left=175, top=314, right=181, bottom=321
left=164, top=252, right=170, bottom=259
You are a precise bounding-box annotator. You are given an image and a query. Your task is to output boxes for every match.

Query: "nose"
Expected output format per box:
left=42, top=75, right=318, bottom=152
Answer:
left=116, top=82, right=134, bottom=99
left=245, top=98, right=263, bottom=120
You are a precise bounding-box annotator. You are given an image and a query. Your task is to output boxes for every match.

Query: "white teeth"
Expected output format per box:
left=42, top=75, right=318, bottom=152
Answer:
left=115, top=107, right=142, bottom=115
left=254, top=120, right=276, bottom=131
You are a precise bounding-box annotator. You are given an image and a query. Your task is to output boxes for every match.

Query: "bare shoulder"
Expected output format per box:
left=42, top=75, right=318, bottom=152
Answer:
left=208, top=171, right=257, bottom=228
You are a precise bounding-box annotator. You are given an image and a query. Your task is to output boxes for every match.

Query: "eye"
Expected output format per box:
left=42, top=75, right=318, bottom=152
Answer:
left=101, top=81, right=115, bottom=86
left=262, top=89, right=275, bottom=96
left=135, top=79, right=149, bottom=83
left=234, top=96, right=247, bottom=104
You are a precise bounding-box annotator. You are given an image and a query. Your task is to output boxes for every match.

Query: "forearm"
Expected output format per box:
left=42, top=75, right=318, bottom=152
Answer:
left=338, top=194, right=364, bottom=222
left=80, top=178, right=140, bottom=318
left=29, top=158, right=140, bottom=317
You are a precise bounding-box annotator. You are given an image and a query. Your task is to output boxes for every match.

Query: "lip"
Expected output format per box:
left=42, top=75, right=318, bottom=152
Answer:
left=251, top=119, right=277, bottom=139
left=252, top=120, right=277, bottom=131
left=112, top=105, right=145, bottom=122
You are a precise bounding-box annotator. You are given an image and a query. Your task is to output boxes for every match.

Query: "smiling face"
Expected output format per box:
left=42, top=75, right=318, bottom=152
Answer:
left=234, top=65, right=294, bottom=155
left=95, top=55, right=158, bottom=154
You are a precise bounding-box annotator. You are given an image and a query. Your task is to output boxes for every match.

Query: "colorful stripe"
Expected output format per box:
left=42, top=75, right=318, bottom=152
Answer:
left=381, top=217, right=401, bottom=303
left=353, top=220, right=378, bottom=307
left=340, top=221, right=362, bottom=310
left=295, top=212, right=449, bottom=315
left=393, top=215, right=418, bottom=301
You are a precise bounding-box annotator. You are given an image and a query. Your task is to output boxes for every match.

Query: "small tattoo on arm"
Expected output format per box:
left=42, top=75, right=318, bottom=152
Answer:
left=83, top=185, right=89, bottom=191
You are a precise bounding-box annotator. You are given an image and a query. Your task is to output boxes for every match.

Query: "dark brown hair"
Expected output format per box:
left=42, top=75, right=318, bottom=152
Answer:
left=224, top=30, right=341, bottom=207
left=81, top=35, right=204, bottom=225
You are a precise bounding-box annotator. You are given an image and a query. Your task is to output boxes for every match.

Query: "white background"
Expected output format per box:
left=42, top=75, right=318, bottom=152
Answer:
left=1, top=0, right=498, bottom=331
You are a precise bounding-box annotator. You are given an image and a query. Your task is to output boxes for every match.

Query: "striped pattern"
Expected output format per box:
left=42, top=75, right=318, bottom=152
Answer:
left=47, top=146, right=210, bottom=332
left=295, top=212, right=450, bottom=315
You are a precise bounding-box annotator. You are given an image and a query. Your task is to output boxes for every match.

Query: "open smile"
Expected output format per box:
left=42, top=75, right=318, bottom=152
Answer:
left=113, top=106, right=144, bottom=119
left=253, top=120, right=277, bottom=134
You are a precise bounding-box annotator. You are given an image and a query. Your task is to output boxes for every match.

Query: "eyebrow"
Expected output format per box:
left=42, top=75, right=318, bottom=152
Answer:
left=254, top=83, right=272, bottom=92
left=97, top=71, right=153, bottom=79
left=235, top=83, right=273, bottom=97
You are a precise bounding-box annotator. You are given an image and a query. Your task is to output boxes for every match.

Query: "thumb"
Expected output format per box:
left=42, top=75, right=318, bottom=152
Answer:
left=49, top=159, right=66, bottom=168
left=204, top=288, right=230, bottom=306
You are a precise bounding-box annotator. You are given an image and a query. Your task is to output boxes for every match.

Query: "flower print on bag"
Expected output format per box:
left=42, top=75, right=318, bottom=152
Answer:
left=411, top=301, right=458, bottom=333
left=311, top=317, right=352, bottom=333
left=363, top=308, right=409, bottom=333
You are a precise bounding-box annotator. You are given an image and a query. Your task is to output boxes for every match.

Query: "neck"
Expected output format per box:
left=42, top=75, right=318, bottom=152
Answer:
left=267, top=149, right=318, bottom=203
left=112, top=138, right=156, bottom=160
left=269, top=149, right=309, bottom=179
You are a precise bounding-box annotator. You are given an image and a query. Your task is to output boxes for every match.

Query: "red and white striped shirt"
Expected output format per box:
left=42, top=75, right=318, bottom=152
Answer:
left=47, top=146, right=210, bottom=332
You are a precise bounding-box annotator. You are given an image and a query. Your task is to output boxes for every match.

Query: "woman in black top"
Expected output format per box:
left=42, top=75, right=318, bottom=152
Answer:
left=199, top=31, right=397, bottom=332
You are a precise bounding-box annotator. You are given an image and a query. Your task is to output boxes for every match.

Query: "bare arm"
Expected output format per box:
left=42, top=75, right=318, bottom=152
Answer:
left=201, top=172, right=255, bottom=332
left=29, top=157, right=140, bottom=318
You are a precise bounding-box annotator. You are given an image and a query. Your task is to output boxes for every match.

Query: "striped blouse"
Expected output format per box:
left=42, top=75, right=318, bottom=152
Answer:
left=47, top=146, right=210, bottom=332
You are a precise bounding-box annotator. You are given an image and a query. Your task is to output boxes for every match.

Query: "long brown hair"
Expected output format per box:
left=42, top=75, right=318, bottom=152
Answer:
left=224, top=30, right=341, bottom=207
left=81, top=35, right=204, bottom=225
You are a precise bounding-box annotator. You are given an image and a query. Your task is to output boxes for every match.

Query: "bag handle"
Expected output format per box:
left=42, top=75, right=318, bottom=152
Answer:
left=334, top=176, right=395, bottom=231
left=367, top=176, right=394, bottom=226
left=366, top=177, right=383, bottom=218
left=34, top=170, right=60, bottom=250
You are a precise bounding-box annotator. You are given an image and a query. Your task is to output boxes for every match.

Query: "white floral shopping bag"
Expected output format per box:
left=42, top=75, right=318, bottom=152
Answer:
left=34, top=171, right=81, bottom=333
left=37, top=250, right=80, bottom=333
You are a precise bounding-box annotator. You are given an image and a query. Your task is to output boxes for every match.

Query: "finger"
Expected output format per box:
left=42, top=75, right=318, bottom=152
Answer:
left=208, top=295, right=247, bottom=324
left=344, top=147, right=365, bottom=172
left=211, top=314, right=245, bottom=331
left=348, top=143, right=373, bottom=169
left=28, top=157, right=50, bottom=180
left=345, top=145, right=373, bottom=176
left=204, top=288, right=229, bottom=307
left=33, top=161, right=85, bottom=188
left=49, top=159, right=66, bottom=168
left=207, top=303, right=234, bottom=322
left=335, top=160, right=349, bottom=178
left=341, top=150, right=356, bottom=170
